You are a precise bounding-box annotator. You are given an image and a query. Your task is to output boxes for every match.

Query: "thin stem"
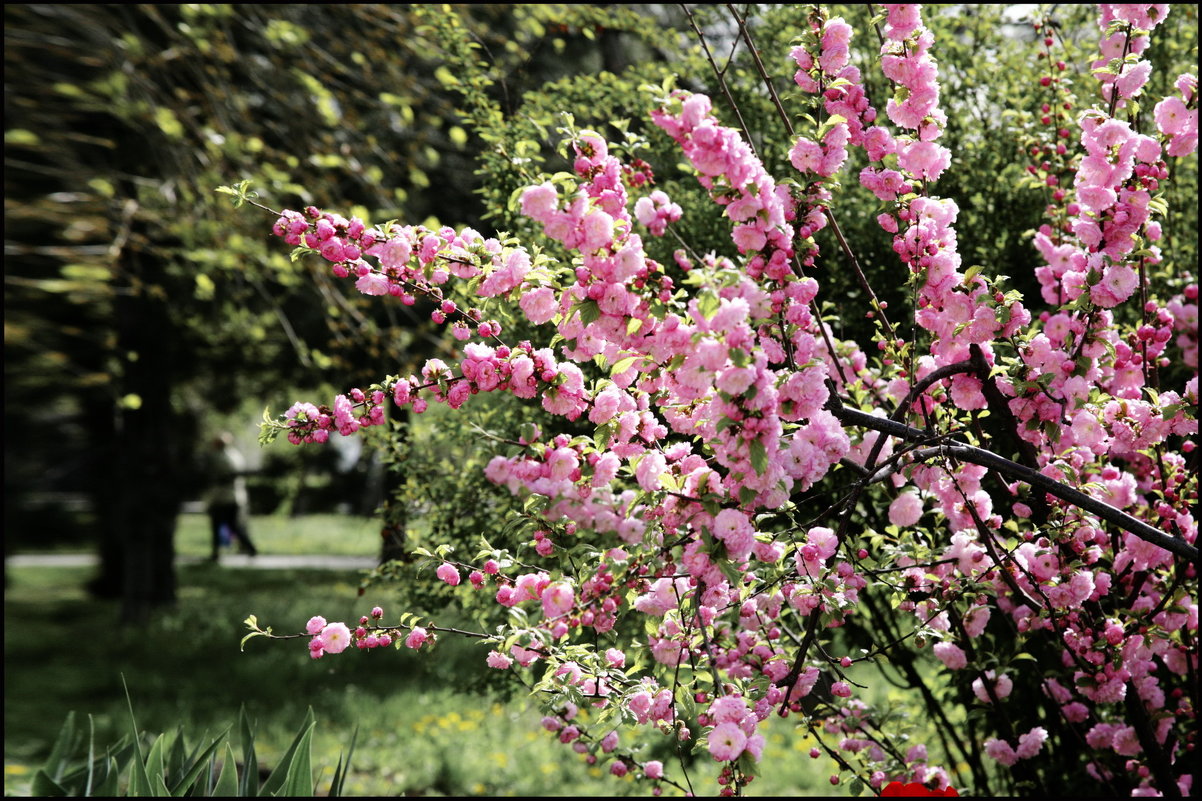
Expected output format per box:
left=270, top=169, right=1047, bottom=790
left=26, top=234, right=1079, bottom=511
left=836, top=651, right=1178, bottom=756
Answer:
left=679, top=4, right=760, bottom=162
left=829, top=404, right=1198, bottom=563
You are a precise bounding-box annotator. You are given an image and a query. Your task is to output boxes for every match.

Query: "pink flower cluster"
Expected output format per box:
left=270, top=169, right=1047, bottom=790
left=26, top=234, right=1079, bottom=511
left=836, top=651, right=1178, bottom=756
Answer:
left=703, top=695, right=765, bottom=764
left=1153, top=74, right=1198, bottom=158
left=305, top=608, right=401, bottom=658
left=1091, top=5, right=1170, bottom=107
left=255, top=7, right=1198, bottom=795
left=271, top=206, right=512, bottom=337
left=633, top=189, right=682, bottom=237
left=984, top=726, right=1048, bottom=767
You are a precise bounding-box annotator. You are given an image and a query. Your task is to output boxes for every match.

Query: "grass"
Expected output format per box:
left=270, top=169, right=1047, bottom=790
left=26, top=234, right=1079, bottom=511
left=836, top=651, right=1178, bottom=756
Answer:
left=3, top=517, right=837, bottom=797
left=174, top=512, right=382, bottom=557
left=9, top=513, right=382, bottom=558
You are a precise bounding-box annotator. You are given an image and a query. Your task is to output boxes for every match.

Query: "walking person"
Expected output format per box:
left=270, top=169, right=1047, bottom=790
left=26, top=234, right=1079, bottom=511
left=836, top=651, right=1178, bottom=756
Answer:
left=207, top=432, right=257, bottom=559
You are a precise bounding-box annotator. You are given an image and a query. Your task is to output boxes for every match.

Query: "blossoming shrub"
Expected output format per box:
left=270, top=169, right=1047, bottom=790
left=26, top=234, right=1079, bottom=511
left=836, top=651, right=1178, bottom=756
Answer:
left=235, top=4, right=1197, bottom=797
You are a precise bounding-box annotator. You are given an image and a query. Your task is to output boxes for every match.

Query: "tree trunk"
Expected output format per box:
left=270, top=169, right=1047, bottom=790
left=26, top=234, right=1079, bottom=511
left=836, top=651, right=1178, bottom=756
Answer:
left=98, top=218, right=182, bottom=624
left=378, top=406, right=411, bottom=565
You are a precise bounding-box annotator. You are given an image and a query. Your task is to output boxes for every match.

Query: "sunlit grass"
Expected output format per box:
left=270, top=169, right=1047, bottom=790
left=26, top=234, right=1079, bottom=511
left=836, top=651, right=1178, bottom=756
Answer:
left=175, top=512, right=381, bottom=557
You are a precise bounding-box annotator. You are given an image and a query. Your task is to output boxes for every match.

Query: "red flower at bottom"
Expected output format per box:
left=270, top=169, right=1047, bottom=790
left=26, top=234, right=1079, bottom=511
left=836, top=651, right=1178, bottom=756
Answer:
left=881, top=781, right=959, bottom=797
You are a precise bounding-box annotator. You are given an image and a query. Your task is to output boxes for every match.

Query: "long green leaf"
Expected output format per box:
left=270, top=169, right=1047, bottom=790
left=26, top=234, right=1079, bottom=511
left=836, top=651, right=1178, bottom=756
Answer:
left=143, top=733, right=170, bottom=797
left=168, top=729, right=229, bottom=797
left=94, top=756, right=120, bottom=798
left=85, top=715, right=96, bottom=797
left=165, top=726, right=186, bottom=788
left=122, top=676, right=153, bottom=797
left=238, top=706, right=258, bottom=797
left=327, top=726, right=358, bottom=798
left=30, top=769, right=68, bottom=796
left=257, top=708, right=315, bottom=797
left=41, top=710, right=78, bottom=782
left=212, top=743, right=239, bottom=798
left=281, top=721, right=315, bottom=797
left=57, top=735, right=136, bottom=797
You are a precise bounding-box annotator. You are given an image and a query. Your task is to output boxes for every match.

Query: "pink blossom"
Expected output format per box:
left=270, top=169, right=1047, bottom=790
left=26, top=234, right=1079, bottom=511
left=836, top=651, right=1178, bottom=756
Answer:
left=486, top=650, right=513, bottom=669
left=804, top=527, right=839, bottom=563
left=354, top=271, right=390, bottom=296
left=898, top=140, right=951, bottom=182
left=306, top=616, right=327, bottom=636
left=520, top=182, right=558, bottom=221
left=1155, top=95, right=1192, bottom=136
left=973, top=671, right=1013, bottom=703
left=405, top=627, right=428, bottom=650
left=319, top=622, right=352, bottom=655
left=579, top=210, right=614, bottom=251
left=510, top=643, right=541, bottom=667
left=790, top=137, right=826, bottom=174
left=707, top=695, right=750, bottom=725
left=1116, top=60, right=1152, bottom=98
left=712, top=508, right=756, bottom=562
left=888, top=492, right=924, bottom=527
left=519, top=286, right=559, bottom=325
left=985, top=738, right=1017, bottom=767
left=1091, top=264, right=1139, bottom=308
left=1016, top=727, right=1048, bottom=759
left=933, top=641, right=968, bottom=669
left=963, top=606, right=991, bottom=638
left=436, top=563, right=461, bottom=586
left=707, top=721, right=748, bottom=762
left=541, top=582, right=576, bottom=619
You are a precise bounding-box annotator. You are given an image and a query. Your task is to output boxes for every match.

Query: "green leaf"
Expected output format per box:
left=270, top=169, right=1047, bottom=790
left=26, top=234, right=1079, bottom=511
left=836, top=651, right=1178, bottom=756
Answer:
left=212, top=742, right=240, bottom=797
left=282, top=722, right=316, bottom=797
left=41, top=710, right=78, bottom=782
left=749, top=439, right=768, bottom=476
left=168, top=730, right=229, bottom=796
left=31, top=770, right=68, bottom=796
left=94, top=756, right=121, bottom=797
left=144, top=733, right=170, bottom=796
left=327, top=726, right=358, bottom=798
left=240, top=630, right=265, bottom=652
left=610, top=355, right=640, bottom=376
left=238, top=706, right=258, bottom=797
left=259, top=708, right=316, bottom=797
left=577, top=299, right=601, bottom=327
left=594, top=421, right=616, bottom=451
left=84, top=715, right=97, bottom=797
left=696, top=288, right=720, bottom=321
left=165, top=726, right=186, bottom=786
left=122, top=677, right=154, bottom=797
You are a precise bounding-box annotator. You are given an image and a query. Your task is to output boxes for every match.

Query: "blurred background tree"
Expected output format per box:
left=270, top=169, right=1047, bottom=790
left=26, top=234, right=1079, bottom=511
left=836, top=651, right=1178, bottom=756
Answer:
left=2, top=3, right=682, bottom=621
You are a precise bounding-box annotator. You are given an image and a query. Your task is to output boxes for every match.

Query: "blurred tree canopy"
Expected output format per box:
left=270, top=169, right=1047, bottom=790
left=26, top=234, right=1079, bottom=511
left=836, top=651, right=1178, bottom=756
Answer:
left=3, top=3, right=672, bottom=619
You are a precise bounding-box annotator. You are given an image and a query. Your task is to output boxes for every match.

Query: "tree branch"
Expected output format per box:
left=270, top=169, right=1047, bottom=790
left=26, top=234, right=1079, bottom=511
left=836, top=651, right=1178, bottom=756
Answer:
left=829, top=403, right=1199, bottom=563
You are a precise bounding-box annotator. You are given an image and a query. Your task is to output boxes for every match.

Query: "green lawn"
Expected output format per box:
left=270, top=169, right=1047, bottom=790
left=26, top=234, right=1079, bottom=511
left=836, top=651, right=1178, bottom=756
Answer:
left=3, top=520, right=834, bottom=796
left=174, top=512, right=382, bottom=557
